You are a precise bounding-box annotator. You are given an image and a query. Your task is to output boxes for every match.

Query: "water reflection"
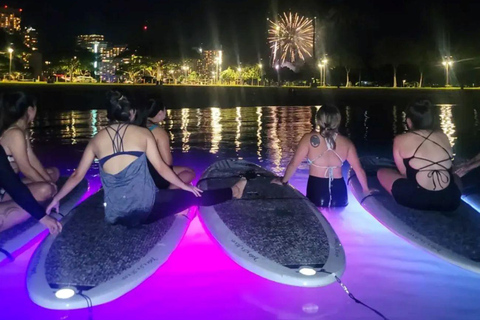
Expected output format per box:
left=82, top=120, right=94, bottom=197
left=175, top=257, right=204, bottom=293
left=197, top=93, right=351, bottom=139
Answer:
left=30, top=105, right=477, bottom=165
left=210, top=107, right=222, bottom=154
left=181, top=108, right=191, bottom=152
left=439, top=105, right=457, bottom=149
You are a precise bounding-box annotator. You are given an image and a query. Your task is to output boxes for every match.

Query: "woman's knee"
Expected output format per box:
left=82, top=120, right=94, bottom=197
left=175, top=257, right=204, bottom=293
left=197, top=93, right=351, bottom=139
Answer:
left=31, top=183, right=55, bottom=201
left=47, top=167, right=60, bottom=182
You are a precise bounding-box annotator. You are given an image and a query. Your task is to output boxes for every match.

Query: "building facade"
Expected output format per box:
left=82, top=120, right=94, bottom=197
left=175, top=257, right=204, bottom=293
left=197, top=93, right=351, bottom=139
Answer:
left=201, top=49, right=222, bottom=80
left=23, top=27, right=38, bottom=51
left=0, top=6, right=21, bottom=33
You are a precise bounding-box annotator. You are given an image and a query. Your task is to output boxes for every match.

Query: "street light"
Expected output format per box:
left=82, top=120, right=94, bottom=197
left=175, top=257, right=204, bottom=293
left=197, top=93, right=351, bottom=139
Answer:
left=318, top=63, right=324, bottom=87
left=275, top=64, right=280, bottom=86
left=322, top=58, right=328, bottom=87
left=442, top=56, right=453, bottom=87
left=182, top=65, right=189, bottom=79
left=8, top=47, right=13, bottom=78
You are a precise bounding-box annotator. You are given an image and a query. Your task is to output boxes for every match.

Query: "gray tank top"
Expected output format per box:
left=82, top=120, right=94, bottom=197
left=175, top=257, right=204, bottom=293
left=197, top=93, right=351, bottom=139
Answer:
left=99, top=124, right=156, bottom=225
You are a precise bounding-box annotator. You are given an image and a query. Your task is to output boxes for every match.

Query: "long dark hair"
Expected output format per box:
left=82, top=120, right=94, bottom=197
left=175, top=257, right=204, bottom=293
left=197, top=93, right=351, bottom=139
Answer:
left=405, top=100, right=437, bottom=131
left=316, top=105, right=341, bottom=149
left=106, top=90, right=135, bottom=123
left=136, top=97, right=165, bottom=127
left=0, top=92, right=36, bottom=136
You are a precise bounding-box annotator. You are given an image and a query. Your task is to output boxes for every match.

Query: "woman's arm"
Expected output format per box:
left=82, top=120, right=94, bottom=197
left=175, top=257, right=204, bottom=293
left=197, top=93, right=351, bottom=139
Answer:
left=26, top=139, right=52, bottom=182
left=278, top=134, right=310, bottom=184
left=152, top=127, right=173, bottom=166
left=145, top=133, right=201, bottom=195
left=393, top=136, right=407, bottom=176
left=6, top=129, right=48, bottom=182
left=346, top=141, right=370, bottom=192
left=46, top=142, right=95, bottom=213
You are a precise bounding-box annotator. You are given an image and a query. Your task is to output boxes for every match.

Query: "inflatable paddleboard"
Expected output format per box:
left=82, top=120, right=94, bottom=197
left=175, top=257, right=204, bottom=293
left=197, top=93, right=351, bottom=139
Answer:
left=27, top=190, right=194, bottom=310
left=349, top=157, right=480, bottom=273
left=0, top=177, right=88, bottom=263
left=197, top=159, right=345, bottom=287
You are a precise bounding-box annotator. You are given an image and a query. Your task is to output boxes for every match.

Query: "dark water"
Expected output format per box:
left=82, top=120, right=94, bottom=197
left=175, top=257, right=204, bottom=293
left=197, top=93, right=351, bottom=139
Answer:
left=1, top=104, right=480, bottom=320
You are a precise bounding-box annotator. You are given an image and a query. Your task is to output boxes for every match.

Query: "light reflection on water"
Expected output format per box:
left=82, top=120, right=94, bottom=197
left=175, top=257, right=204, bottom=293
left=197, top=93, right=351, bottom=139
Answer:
left=2, top=104, right=480, bottom=320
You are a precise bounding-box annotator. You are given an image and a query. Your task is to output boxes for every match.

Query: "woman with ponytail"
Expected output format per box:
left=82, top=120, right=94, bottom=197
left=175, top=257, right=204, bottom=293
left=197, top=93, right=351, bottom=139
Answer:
left=47, top=90, right=246, bottom=227
left=138, top=98, right=195, bottom=189
left=273, top=105, right=371, bottom=207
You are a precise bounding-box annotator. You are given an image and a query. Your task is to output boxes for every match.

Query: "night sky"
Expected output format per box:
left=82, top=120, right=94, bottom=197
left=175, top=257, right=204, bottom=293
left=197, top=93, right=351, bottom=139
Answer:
left=8, top=0, right=480, bottom=66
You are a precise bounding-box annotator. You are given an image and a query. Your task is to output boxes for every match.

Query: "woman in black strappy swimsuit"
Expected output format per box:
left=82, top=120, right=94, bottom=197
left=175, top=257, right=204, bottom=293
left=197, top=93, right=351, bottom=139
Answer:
left=378, top=100, right=461, bottom=211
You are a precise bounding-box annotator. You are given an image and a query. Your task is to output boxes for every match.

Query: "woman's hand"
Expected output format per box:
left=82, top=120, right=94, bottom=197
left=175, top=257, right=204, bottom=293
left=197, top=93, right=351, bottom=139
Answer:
left=46, top=198, right=60, bottom=215
left=270, top=178, right=284, bottom=186
left=182, top=184, right=203, bottom=197
left=39, top=215, right=62, bottom=235
left=455, top=163, right=471, bottom=178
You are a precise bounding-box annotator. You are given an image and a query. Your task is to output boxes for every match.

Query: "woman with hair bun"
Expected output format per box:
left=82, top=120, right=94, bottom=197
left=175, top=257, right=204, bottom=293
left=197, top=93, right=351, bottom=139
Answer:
left=273, top=105, right=371, bottom=207
left=47, top=90, right=246, bottom=227
left=378, top=100, right=461, bottom=211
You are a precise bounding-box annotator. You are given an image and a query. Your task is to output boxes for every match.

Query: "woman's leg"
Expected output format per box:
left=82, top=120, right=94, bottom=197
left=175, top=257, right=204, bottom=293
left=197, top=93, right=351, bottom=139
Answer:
left=46, top=167, right=60, bottom=183
left=0, top=201, right=30, bottom=232
left=0, top=182, right=54, bottom=203
left=377, top=168, right=404, bottom=195
left=146, top=178, right=246, bottom=223
left=169, top=166, right=196, bottom=189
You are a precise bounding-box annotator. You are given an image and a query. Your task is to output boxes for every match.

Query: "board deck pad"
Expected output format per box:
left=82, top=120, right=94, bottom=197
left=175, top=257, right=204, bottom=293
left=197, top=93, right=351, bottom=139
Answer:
left=45, top=191, right=176, bottom=287
left=198, top=159, right=345, bottom=287
left=349, top=157, right=480, bottom=272
left=27, top=188, right=193, bottom=309
left=0, top=177, right=88, bottom=263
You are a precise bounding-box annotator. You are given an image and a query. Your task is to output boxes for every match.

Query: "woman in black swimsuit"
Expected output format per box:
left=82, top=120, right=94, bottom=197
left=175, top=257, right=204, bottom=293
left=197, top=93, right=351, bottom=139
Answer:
left=378, top=100, right=461, bottom=211
left=0, top=105, right=62, bottom=234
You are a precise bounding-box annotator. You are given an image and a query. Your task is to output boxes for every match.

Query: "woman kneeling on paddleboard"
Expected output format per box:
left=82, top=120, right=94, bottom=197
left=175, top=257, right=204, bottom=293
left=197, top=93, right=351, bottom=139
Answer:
left=137, top=97, right=195, bottom=189
left=47, top=90, right=246, bottom=227
left=273, top=105, right=372, bottom=207
left=377, top=100, right=461, bottom=211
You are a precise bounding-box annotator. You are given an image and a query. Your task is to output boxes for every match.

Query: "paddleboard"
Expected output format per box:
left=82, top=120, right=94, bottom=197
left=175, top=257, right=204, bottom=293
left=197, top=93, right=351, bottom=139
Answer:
left=0, top=177, right=88, bottom=263
left=27, top=190, right=194, bottom=310
left=197, top=159, right=345, bottom=287
left=348, top=156, right=480, bottom=273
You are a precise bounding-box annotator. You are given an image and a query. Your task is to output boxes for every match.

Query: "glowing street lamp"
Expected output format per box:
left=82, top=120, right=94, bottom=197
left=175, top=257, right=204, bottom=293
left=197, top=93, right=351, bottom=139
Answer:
left=275, top=64, right=281, bottom=86
left=182, top=65, right=189, bottom=79
left=442, top=56, right=453, bottom=87
left=321, top=58, right=328, bottom=87
left=318, top=63, right=324, bottom=87
left=8, top=47, right=13, bottom=77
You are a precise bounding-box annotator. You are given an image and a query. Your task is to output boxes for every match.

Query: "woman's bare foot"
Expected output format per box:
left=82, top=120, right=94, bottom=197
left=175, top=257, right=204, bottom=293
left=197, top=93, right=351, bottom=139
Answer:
left=232, top=178, right=247, bottom=199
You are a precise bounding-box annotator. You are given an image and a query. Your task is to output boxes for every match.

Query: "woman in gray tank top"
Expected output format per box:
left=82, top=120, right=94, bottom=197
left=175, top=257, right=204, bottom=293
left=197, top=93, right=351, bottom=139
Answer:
left=47, top=90, right=246, bottom=227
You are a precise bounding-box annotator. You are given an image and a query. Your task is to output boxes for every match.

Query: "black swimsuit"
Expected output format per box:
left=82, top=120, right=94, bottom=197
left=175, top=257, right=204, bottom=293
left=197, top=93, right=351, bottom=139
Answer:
left=0, top=145, right=46, bottom=220
left=392, top=131, right=461, bottom=211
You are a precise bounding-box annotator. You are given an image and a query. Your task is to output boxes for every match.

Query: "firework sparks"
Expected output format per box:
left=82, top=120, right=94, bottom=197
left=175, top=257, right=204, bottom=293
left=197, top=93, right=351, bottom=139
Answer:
left=268, top=12, right=314, bottom=66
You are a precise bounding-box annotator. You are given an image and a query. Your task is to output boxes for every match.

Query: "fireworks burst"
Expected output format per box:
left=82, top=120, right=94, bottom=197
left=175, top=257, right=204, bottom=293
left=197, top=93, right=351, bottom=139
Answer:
left=268, top=12, right=314, bottom=66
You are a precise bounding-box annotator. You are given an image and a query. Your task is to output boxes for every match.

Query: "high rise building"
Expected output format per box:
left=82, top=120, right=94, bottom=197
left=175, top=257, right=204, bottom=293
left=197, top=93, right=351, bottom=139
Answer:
left=76, top=34, right=106, bottom=53
left=0, top=5, right=21, bottom=33
left=201, top=49, right=222, bottom=79
left=99, top=45, right=128, bottom=82
left=23, top=27, right=38, bottom=51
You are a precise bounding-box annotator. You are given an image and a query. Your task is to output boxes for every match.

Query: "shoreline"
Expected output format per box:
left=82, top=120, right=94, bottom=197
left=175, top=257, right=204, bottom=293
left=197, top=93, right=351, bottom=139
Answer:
left=0, top=83, right=473, bottom=109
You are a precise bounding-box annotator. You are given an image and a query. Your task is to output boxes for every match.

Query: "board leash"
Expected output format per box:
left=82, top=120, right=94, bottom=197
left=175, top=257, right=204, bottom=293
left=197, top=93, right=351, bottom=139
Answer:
left=319, top=269, right=389, bottom=320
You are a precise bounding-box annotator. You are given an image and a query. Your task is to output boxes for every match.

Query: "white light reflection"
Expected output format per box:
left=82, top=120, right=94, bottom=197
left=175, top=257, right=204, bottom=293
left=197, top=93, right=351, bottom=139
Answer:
left=71, top=111, right=77, bottom=145
left=91, top=110, right=98, bottom=136
left=181, top=108, right=190, bottom=152
left=235, top=107, right=242, bottom=154
left=256, top=107, right=263, bottom=160
left=167, top=109, right=174, bottom=142
left=363, top=110, right=369, bottom=141
left=269, top=107, right=281, bottom=173
left=210, top=107, right=222, bottom=154
left=439, top=105, right=457, bottom=151
left=345, top=105, right=351, bottom=138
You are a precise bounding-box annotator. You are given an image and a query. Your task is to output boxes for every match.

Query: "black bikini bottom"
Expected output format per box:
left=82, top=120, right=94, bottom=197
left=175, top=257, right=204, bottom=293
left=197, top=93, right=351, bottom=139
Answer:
left=306, top=175, right=348, bottom=207
left=392, top=178, right=461, bottom=212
